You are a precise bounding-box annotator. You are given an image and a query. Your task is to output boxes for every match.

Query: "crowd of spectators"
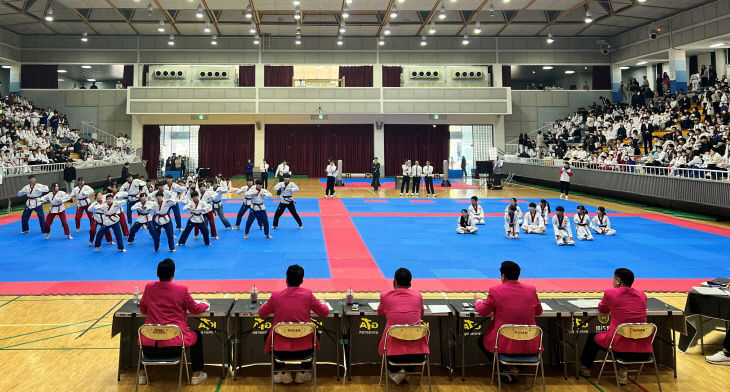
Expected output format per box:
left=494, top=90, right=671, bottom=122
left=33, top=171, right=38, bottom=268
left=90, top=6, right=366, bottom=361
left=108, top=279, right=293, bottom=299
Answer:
left=515, top=73, right=730, bottom=179
left=0, top=94, right=135, bottom=174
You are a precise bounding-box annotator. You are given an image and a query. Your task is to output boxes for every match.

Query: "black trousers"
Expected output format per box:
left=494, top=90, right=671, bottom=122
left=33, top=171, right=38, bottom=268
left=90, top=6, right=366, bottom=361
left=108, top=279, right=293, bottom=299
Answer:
left=325, top=176, right=336, bottom=196
left=424, top=177, right=434, bottom=194
left=400, top=176, right=410, bottom=194
left=477, top=336, right=534, bottom=361
left=273, top=349, right=314, bottom=370
left=262, top=172, right=268, bottom=188
left=724, top=327, right=730, bottom=352
left=371, top=174, right=381, bottom=190
left=642, top=138, right=652, bottom=154
left=387, top=354, right=426, bottom=373
left=411, top=176, right=421, bottom=194
left=273, top=203, right=302, bottom=227
left=559, top=181, right=570, bottom=195
left=143, top=330, right=204, bottom=372
left=580, top=333, right=646, bottom=368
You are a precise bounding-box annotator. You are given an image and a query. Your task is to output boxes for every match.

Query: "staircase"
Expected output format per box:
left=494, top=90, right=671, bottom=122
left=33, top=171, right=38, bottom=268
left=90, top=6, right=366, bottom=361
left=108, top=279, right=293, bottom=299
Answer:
left=80, top=122, right=140, bottom=157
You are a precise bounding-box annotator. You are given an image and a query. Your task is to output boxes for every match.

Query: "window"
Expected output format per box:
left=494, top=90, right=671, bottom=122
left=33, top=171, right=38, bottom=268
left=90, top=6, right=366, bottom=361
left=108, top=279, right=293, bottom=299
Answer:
left=449, top=125, right=494, bottom=175
left=159, top=125, right=200, bottom=173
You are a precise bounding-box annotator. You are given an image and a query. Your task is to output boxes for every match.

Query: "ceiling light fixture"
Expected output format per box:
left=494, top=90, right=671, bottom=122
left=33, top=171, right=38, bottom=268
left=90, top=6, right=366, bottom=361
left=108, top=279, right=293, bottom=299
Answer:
left=157, top=19, right=165, bottom=32
left=294, top=6, right=301, bottom=20
left=439, top=4, right=447, bottom=20
left=542, top=66, right=554, bottom=70
left=87, top=78, right=96, bottom=82
left=81, top=65, right=92, bottom=69
left=57, top=78, right=64, bottom=82
left=196, top=4, right=204, bottom=19
left=249, top=23, right=256, bottom=34
left=339, top=23, right=346, bottom=33
left=1, top=65, right=11, bottom=69
left=168, top=34, right=175, bottom=46
left=347, top=0, right=353, bottom=3
left=253, top=34, right=260, bottom=45
left=473, top=21, right=482, bottom=34
left=462, top=34, right=470, bottom=46
left=44, top=8, right=53, bottom=22
left=564, top=70, right=575, bottom=74
left=81, top=31, right=88, bottom=42
left=584, top=9, right=592, bottom=24
left=710, top=43, right=726, bottom=48
left=293, top=0, right=300, bottom=5
left=384, top=22, right=391, bottom=35
left=211, top=35, right=217, bottom=45
left=342, top=4, right=350, bottom=19
left=244, top=4, right=252, bottom=19
left=420, top=35, right=427, bottom=46
left=337, top=35, right=343, bottom=46
left=57, top=69, right=66, bottom=73
left=379, top=35, right=385, bottom=46
left=204, top=20, right=211, bottom=33
left=489, top=2, right=495, bottom=17
left=546, top=32, right=554, bottom=44
left=428, top=21, right=436, bottom=34
left=295, top=32, right=302, bottom=45
left=620, top=66, right=630, bottom=70
left=146, top=3, right=153, bottom=15
left=390, top=4, right=398, bottom=19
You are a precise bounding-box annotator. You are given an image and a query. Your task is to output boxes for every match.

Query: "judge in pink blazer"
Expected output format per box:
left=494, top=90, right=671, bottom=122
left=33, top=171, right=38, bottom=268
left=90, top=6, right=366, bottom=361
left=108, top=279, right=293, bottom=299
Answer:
left=377, top=268, right=429, bottom=384
left=138, top=258, right=210, bottom=386
left=474, top=261, right=542, bottom=356
left=258, top=264, right=329, bottom=384
left=580, top=268, right=650, bottom=383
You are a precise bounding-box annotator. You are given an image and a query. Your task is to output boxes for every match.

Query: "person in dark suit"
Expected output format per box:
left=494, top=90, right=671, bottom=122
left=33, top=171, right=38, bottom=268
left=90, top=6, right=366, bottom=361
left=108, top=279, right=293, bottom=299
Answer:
left=371, top=157, right=381, bottom=191
left=245, top=159, right=254, bottom=180
left=63, top=162, right=76, bottom=193
left=640, top=119, right=653, bottom=154
left=121, top=162, right=130, bottom=183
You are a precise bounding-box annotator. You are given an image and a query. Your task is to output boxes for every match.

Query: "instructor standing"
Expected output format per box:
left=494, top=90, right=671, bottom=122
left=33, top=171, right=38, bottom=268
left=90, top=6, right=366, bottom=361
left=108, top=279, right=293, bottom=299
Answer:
left=371, top=157, right=381, bottom=191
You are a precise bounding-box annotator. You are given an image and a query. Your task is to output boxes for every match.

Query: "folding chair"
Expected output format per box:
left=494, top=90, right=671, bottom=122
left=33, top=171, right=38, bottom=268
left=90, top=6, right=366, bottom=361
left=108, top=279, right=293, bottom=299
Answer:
left=503, top=173, right=515, bottom=189
left=596, top=323, right=661, bottom=392
left=271, top=322, right=318, bottom=392
left=491, top=324, right=545, bottom=392
left=135, top=324, right=189, bottom=392
left=378, top=324, right=431, bottom=392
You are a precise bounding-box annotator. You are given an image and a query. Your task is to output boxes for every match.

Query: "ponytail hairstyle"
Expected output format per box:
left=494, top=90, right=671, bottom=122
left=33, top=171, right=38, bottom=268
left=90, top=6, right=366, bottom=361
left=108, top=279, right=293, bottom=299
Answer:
left=540, top=199, right=551, bottom=213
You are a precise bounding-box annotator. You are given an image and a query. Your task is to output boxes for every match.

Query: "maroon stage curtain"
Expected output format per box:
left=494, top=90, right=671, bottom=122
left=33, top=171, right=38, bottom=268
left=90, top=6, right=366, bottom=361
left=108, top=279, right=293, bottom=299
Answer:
left=592, top=66, right=611, bottom=90
left=142, top=125, right=160, bottom=177
left=122, top=65, right=134, bottom=88
left=384, top=124, right=449, bottom=176
left=20, top=65, right=58, bottom=89
left=264, top=65, right=293, bottom=87
left=198, top=124, right=255, bottom=177
left=339, top=66, right=373, bottom=87
left=264, top=124, right=373, bottom=177
left=501, top=65, right=512, bottom=88
left=382, top=66, right=402, bottom=87
left=238, top=65, right=255, bottom=87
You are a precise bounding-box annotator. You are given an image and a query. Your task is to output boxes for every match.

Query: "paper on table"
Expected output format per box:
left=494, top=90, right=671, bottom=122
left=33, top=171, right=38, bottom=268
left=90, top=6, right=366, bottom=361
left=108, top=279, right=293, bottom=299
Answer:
left=541, top=302, right=553, bottom=311
left=428, top=304, right=452, bottom=314
left=568, top=299, right=601, bottom=309
left=369, top=302, right=380, bottom=310
left=326, top=302, right=333, bottom=311
left=693, top=286, right=730, bottom=296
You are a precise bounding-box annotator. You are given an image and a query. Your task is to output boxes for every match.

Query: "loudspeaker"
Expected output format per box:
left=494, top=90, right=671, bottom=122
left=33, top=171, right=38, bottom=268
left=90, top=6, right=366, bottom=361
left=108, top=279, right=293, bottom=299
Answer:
left=476, top=160, right=490, bottom=173
left=197, top=168, right=211, bottom=178
left=375, top=121, right=383, bottom=130
left=486, top=161, right=494, bottom=174
left=256, top=121, right=262, bottom=130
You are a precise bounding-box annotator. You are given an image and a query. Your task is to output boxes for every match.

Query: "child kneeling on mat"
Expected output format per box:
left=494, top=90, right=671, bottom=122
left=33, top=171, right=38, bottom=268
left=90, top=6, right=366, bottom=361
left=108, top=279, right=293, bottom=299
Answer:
left=457, top=209, right=478, bottom=234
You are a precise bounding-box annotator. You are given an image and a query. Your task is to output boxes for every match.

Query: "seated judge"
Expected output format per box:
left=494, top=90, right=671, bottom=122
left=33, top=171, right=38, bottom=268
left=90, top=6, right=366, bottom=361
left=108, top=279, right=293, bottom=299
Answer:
left=474, top=261, right=542, bottom=383
left=377, top=268, right=429, bottom=385
left=706, top=284, right=730, bottom=366
left=579, top=268, right=650, bottom=385
left=138, top=258, right=210, bottom=386
left=258, top=264, right=329, bottom=385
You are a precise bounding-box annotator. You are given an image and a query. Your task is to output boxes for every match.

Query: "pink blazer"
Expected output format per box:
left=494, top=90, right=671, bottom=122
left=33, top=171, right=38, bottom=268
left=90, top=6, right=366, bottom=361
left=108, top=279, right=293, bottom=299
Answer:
left=377, top=288, right=429, bottom=356
left=476, top=280, right=543, bottom=354
left=138, top=281, right=209, bottom=348
left=258, top=286, right=329, bottom=353
left=594, top=287, right=651, bottom=352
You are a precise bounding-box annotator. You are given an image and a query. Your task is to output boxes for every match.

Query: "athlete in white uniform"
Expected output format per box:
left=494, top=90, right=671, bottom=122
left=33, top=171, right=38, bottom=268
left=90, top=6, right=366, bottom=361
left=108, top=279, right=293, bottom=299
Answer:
left=522, top=202, right=546, bottom=234
left=150, top=193, right=177, bottom=252
left=234, top=178, right=255, bottom=230
left=272, top=174, right=303, bottom=229
left=573, top=205, right=594, bottom=241
left=468, top=196, right=485, bottom=225
left=127, top=193, right=155, bottom=244
left=504, top=198, right=523, bottom=217
left=17, top=175, right=49, bottom=233
left=552, top=206, right=575, bottom=246
left=504, top=205, right=521, bottom=239
left=456, top=209, right=478, bottom=234
left=590, top=206, right=616, bottom=235
left=70, top=178, right=95, bottom=232
left=177, top=191, right=212, bottom=246
left=40, top=183, right=73, bottom=240
left=244, top=180, right=273, bottom=239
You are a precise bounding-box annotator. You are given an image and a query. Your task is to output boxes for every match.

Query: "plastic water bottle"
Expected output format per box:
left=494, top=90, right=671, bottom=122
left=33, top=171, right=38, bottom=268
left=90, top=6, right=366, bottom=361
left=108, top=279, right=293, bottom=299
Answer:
left=133, top=286, right=139, bottom=305
left=346, top=287, right=354, bottom=306
left=251, top=285, right=259, bottom=303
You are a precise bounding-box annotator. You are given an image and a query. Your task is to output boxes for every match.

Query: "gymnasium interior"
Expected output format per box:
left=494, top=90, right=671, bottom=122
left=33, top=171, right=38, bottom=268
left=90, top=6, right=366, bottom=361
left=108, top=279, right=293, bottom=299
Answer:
left=0, top=0, right=729, bottom=391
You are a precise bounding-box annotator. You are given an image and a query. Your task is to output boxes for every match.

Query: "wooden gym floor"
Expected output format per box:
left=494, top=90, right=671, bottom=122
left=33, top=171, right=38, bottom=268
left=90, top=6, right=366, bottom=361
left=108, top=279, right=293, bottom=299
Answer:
left=0, top=178, right=726, bottom=391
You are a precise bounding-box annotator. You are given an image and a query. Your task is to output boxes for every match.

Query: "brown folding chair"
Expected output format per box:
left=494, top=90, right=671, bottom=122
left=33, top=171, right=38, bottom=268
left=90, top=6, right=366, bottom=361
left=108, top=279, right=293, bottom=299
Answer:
left=378, top=324, right=431, bottom=392
left=596, top=323, right=661, bottom=392
left=270, top=322, right=318, bottom=392
left=135, top=324, right=189, bottom=392
left=491, top=324, right=545, bottom=392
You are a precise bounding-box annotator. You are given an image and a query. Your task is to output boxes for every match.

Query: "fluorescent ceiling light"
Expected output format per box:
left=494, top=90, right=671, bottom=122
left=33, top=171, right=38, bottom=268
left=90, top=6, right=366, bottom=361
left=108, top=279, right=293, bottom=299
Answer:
left=542, top=66, right=554, bottom=70
left=87, top=78, right=96, bottom=82
left=81, top=65, right=92, bottom=69
left=1, top=65, right=11, bottom=69
left=637, top=61, right=648, bottom=65
left=620, top=66, right=630, bottom=70
left=710, top=43, right=725, bottom=48
left=57, top=69, right=67, bottom=73
left=564, top=70, right=575, bottom=74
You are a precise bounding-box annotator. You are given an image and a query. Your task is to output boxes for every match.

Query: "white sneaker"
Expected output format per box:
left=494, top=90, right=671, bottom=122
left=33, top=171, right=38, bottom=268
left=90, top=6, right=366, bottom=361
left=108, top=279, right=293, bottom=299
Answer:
left=706, top=351, right=730, bottom=365
left=191, top=371, right=208, bottom=385
left=294, top=371, right=312, bottom=383
left=137, top=373, right=147, bottom=385
left=565, top=195, right=569, bottom=200
left=279, top=372, right=293, bottom=384
left=389, top=370, right=406, bottom=385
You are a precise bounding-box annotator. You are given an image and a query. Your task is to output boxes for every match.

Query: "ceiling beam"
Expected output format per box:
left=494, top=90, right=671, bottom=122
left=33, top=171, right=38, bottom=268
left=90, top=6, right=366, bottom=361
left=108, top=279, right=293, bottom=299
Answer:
left=496, top=0, right=536, bottom=36
left=455, top=0, right=489, bottom=36
left=201, top=0, right=220, bottom=36
left=151, top=0, right=179, bottom=35
left=414, top=0, right=441, bottom=36
left=104, top=0, right=138, bottom=34
left=39, top=0, right=58, bottom=34
left=535, top=0, right=589, bottom=35
left=55, top=0, right=98, bottom=34
left=376, top=0, right=395, bottom=37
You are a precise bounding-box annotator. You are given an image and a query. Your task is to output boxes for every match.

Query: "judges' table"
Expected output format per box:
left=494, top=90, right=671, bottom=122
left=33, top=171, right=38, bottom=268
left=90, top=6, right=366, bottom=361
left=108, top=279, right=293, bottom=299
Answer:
left=678, top=288, right=730, bottom=354
left=551, top=297, right=684, bottom=379
left=344, top=298, right=455, bottom=380
left=230, top=299, right=344, bottom=380
left=449, top=298, right=572, bottom=380
left=111, top=298, right=235, bottom=381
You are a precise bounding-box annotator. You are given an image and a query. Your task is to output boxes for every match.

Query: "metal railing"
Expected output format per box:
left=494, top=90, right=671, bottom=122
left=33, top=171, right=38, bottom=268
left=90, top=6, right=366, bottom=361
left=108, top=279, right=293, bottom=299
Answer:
left=2, top=156, right=141, bottom=178
left=80, top=122, right=139, bottom=157
left=505, top=156, right=730, bottom=182
left=505, top=122, right=553, bottom=155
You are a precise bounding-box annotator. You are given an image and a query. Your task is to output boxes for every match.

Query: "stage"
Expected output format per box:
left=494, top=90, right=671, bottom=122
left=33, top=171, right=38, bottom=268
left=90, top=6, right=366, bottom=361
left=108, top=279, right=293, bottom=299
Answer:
left=0, top=197, right=726, bottom=295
